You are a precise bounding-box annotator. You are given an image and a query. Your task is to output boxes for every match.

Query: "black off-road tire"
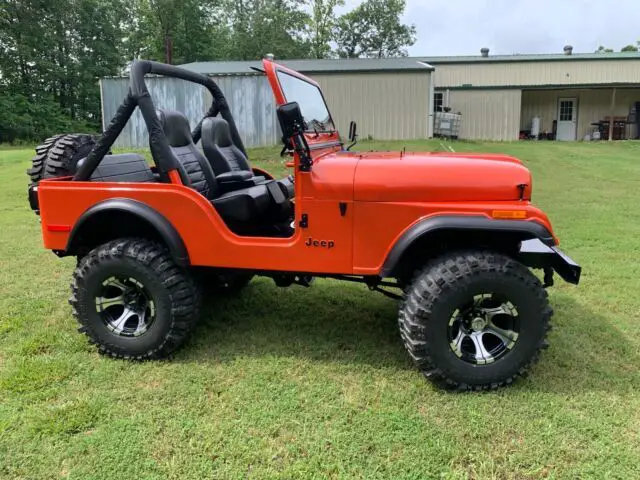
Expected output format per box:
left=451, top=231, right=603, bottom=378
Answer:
left=399, top=250, right=552, bottom=391
left=28, top=133, right=96, bottom=183
left=70, top=238, right=201, bottom=360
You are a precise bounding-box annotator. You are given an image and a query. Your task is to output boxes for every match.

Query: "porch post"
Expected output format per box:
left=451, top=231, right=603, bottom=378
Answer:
left=609, top=88, right=617, bottom=141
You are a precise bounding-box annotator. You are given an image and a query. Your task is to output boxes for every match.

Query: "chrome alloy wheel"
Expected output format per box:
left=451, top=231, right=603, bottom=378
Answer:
left=448, top=294, right=520, bottom=365
left=95, top=276, right=156, bottom=337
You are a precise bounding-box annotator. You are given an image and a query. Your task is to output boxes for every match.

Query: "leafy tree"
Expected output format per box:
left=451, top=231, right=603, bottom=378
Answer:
left=307, top=0, right=344, bottom=59
left=334, top=0, right=415, bottom=58
left=127, top=0, right=231, bottom=65
left=226, top=0, right=311, bottom=60
left=0, top=0, right=130, bottom=138
left=621, top=43, right=639, bottom=52
left=595, top=45, right=614, bottom=53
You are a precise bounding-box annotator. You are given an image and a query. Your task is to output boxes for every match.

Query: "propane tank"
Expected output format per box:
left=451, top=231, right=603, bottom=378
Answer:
left=531, top=117, right=541, bottom=139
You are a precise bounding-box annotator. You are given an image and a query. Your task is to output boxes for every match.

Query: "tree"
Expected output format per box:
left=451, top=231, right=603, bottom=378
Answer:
left=0, top=0, right=130, bottom=135
left=225, top=0, right=311, bottom=60
left=127, top=0, right=231, bottom=65
left=307, top=0, right=343, bottom=59
left=334, top=0, right=415, bottom=58
left=621, top=43, right=639, bottom=52
left=595, top=45, right=614, bottom=53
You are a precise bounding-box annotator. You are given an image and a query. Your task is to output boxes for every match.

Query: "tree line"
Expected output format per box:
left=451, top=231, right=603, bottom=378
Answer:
left=595, top=42, right=640, bottom=53
left=0, top=0, right=415, bottom=143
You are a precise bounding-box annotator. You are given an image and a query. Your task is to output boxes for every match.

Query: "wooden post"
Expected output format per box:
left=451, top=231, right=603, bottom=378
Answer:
left=609, top=88, right=617, bottom=141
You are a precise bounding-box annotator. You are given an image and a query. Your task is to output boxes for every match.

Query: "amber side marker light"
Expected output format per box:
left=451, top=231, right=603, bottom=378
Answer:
left=492, top=210, right=527, bottom=220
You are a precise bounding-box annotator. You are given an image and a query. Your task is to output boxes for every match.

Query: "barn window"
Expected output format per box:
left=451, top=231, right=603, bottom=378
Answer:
left=434, top=92, right=445, bottom=112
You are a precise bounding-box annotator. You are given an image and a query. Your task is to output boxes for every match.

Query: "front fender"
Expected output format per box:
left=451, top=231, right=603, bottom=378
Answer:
left=380, top=215, right=556, bottom=278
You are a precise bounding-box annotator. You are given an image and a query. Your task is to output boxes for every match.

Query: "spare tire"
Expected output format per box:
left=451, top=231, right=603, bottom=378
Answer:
left=28, top=133, right=97, bottom=183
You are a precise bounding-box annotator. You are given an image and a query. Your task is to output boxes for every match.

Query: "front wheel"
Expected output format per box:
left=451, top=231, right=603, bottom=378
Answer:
left=70, top=238, right=201, bottom=359
left=399, top=251, right=552, bottom=391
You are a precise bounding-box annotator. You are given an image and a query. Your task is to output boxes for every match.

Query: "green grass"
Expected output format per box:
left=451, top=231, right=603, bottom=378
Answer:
left=1, top=139, right=640, bottom=479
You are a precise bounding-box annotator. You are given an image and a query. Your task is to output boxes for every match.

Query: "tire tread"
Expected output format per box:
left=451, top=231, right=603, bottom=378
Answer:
left=69, top=238, right=201, bottom=360
left=398, top=250, right=552, bottom=391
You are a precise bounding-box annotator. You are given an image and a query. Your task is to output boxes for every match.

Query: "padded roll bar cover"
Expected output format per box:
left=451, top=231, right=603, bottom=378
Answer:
left=74, top=94, right=137, bottom=181
left=129, top=61, right=182, bottom=176
left=129, top=60, right=246, bottom=157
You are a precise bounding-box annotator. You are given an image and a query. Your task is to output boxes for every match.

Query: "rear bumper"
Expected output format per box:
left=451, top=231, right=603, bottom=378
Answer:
left=519, top=239, right=581, bottom=285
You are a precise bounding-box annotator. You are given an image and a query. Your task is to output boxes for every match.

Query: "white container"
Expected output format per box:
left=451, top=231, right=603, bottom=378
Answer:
left=531, top=116, right=541, bottom=138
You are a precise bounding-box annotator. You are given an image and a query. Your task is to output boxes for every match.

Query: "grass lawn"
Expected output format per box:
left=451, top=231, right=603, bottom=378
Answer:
left=1, top=139, right=639, bottom=479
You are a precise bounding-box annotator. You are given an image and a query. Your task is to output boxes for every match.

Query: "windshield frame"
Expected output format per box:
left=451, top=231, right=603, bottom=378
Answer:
left=275, top=69, right=336, bottom=134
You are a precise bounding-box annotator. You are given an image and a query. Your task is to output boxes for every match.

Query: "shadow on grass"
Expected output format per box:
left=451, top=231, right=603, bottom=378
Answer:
left=182, top=278, right=409, bottom=371
left=529, top=294, right=640, bottom=394
left=177, top=279, right=640, bottom=393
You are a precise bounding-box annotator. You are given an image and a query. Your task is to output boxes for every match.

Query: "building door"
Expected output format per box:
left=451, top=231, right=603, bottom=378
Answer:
left=557, top=98, right=577, bottom=141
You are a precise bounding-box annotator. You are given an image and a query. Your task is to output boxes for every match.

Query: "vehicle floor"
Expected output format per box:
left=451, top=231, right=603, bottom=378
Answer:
left=1, top=140, right=639, bottom=479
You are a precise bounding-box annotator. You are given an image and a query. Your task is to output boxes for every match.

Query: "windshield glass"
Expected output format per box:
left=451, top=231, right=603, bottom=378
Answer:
left=276, top=71, right=335, bottom=132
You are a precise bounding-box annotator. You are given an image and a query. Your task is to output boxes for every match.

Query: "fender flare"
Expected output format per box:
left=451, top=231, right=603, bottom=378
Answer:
left=380, top=215, right=555, bottom=278
left=66, top=198, right=189, bottom=266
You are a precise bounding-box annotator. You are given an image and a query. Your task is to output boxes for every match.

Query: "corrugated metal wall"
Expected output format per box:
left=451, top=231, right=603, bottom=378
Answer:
left=520, top=88, right=640, bottom=139
left=100, top=71, right=432, bottom=148
left=434, top=60, right=640, bottom=88
left=100, top=76, right=208, bottom=149
left=446, top=89, right=522, bottom=141
left=202, top=75, right=279, bottom=147
left=312, top=72, right=432, bottom=140
left=101, top=74, right=278, bottom=149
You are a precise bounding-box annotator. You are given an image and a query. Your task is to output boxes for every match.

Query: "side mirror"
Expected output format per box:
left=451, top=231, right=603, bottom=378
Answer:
left=276, top=102, right=312, bottom=172
left=349, top=121, right=357, bottom=142
left=346, top=120, right=358, bottom=151
left=277, top=102, right=305, bottom=137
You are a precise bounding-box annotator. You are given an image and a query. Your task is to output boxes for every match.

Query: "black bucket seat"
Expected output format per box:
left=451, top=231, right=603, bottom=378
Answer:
left=157, top=109, right=289, bottom=227
left=201, top=116, right=294, bottom=198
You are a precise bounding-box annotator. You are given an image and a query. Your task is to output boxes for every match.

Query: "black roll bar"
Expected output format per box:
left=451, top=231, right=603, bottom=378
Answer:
left=74, top=60, right=247, bottom=181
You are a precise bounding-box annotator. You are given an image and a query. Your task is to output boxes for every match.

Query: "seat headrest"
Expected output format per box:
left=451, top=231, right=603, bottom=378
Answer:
left=202, top=117, right=233, bottom=148
left=157, top=109, right=192, bottom=148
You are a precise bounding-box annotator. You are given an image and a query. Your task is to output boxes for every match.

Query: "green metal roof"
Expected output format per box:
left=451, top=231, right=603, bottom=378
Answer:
left=421, top=52, right=640, bottom=64
left=179, top=52, right=640, bottom=76
left=179, top=58, right=434, bottom=75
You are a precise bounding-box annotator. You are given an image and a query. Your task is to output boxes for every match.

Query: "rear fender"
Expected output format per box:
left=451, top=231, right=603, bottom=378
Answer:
left=66, top=198, right=189, bottom=266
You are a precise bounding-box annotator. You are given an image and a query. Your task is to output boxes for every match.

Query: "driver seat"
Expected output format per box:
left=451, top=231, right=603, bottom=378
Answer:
left=201, top=117, right=294, bottom=198
left=202, top=116, right=252, bottom=174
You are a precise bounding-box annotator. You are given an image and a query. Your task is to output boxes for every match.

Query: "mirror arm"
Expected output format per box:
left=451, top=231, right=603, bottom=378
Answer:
left=346, top=133, right=358, bottom=151
left=293, top=125, right=312, bottom=171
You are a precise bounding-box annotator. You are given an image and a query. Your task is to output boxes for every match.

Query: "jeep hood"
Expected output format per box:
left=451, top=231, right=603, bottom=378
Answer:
left=351, top=151, right=532, bottom=202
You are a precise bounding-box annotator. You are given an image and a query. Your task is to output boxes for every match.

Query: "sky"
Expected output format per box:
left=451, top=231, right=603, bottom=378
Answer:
left=338, top=0, right=640, bottom=56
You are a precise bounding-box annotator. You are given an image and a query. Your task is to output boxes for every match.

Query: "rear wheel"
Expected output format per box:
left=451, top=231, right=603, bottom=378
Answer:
left=28, top=133, right=97, bottom=183
left=399, top=250, right=552, bottom=391
left=70, top=238, right=201, bottom=359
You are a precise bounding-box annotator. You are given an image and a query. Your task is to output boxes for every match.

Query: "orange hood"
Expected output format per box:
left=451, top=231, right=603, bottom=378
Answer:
left=349, top=151, right=532, bottom=203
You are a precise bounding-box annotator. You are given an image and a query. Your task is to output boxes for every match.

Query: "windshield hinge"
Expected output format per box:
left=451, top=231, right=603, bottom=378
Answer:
left=339, top=202, right=347, bottom=216
left=299, top=213, right=309, bottom=228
